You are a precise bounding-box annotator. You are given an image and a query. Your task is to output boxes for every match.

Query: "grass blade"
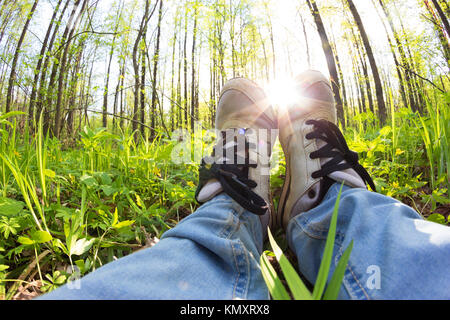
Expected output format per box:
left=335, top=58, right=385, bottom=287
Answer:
left=323, top=240, right=353, bottom=300
left=260, top=251, right=291, bottom=300
left=312, top=183, right=344, bottom=300
left=267, top=227, right=312, bottom=300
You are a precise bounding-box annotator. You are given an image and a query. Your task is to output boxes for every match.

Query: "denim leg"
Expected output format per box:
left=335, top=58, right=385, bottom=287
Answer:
left=39, top=194, right=269, bottom=300
left=287, top=183, right=450, bottom=300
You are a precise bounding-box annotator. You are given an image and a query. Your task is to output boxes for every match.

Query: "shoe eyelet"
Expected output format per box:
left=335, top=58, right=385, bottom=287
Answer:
left=308, top=189, right=316, bottom=199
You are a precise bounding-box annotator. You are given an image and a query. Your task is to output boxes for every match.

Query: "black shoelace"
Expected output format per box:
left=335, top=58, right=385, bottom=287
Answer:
left=305, top=119, right=376, bottom=192
left=195, top=129, right=268, bottom=215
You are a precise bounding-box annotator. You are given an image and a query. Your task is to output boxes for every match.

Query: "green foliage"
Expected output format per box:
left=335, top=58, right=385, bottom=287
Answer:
left=261, top=184, right=354, bottom=300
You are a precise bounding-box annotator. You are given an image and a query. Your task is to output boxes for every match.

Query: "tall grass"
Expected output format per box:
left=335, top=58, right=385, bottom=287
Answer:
left=412, top=92, right=450, bottom=206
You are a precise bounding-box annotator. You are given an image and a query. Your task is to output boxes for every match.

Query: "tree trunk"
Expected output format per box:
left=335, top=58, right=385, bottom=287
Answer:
left=306, top=0, right=345, bottom=124
left=140, top=34, right=147, bottom=137
left=103, top=1, right=123, bottom=128
left=264, top=3, right=276, bottom=79
left=431, top=0, right=450, bottom=38
left=229, top=0, right=236, bottom=77
left=54, top=0, right=88, bottom=138
left=132, top=0, right=155, bottom=140
left=113, top=61, right=125, bottom=131
left=29, top=0, right=62, bottom=125
left=350, top=26, right=374, bottom=114
left=424, top=0, right=450, bottom=68
left=5, top=0, right=39, bottom=113
left=299, top=11, right=311, bottom=69
left=150, top=0, right=163, bottom=138
left=257, top=27, right=270, bottom=81
left=36, top=0, right=70, bottom=128
left=177, top=32, right=182, bottom=128
left=183, top=8, right=188, bottom=129
left=378, top=0, right=417, bottom=111
left=170, top=11, right=177, bottom=132
left=119, top=62, right=125, bottom=129
left=190, top=3, right=198, bottom=133
left=346, top=0, right=387, bottom=124
left=65, top=45, right=83, bottom=136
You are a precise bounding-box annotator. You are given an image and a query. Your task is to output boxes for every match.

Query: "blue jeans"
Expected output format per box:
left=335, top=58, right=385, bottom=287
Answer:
left=39, top=183, right=450, bottom=299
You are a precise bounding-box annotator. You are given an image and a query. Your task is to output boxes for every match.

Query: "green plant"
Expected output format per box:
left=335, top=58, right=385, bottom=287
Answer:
left=260, top=184, right=353, bottom=300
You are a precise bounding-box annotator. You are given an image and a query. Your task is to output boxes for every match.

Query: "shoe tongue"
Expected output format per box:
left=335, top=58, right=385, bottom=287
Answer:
left=316, top=139, right=366, bottom=189
left=196, top=179, right=223, bottom=203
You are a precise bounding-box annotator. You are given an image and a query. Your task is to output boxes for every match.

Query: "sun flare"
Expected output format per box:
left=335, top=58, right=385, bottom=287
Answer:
left=265, top=76, right=300, bottom=111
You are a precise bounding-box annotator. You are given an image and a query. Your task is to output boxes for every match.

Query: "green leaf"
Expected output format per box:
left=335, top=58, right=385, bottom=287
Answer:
left=75, top=259, right=90, bottom=274
left=379, top=126, right=392, bottom=136
left=112, top=208, right=119, bottom=226
left=427, top=213, right=447, bottom=225
left=97, top=172, right=112, bottom=185
left=17, top=236, right=35, bottom=245
left=267, top=228, right=312, bottom=300
left=52, top=238, right=69, bottom=256
left=69, top=238, right=95, bottom=256
left=0, top=265, right=9, bottom=272
left=260, top=251, right=291, bottom=300
left=55, top=207, right=74, bottom=221
left=323, top=240, right=353, bottom=300
left=0, top=111, right=26, bottom=120
left=312, top=183, right=344, bottom=300
left=80, top=175, right=97, bottom=187
left=101, top=185, right=117, bottom=196
left=0, top=197, right=24, bottom=217
left=136, top=194, right=145, bottom=209
left=31, top=230, right=53, bottom=243
left=112, top=220, right=134, bottom=229
left=54, top=272, right=67, bottom=285
left=44, top=169, right=56, bottom=178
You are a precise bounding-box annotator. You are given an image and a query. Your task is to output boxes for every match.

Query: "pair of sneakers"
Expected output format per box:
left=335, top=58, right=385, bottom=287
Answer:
left=195, top=70, right=375, bottom=234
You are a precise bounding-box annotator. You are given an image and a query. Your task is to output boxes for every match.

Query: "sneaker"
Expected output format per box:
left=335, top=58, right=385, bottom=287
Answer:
left=195, top=77, right=278, bottom=235
left=276, top=70, right=376, bottom=230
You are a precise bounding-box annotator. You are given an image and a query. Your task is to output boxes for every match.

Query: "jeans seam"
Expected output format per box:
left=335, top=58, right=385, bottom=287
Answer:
left=218, top=207, right=239, bottom=239
left=215, top=207, right=247, bottom=299
left=231, top=240, right=241, bottom=299
left=235, top=239, right=250, bottom=299
left=201, top=198, right=252, bottom=300
left=337, top=245, right=371, bottom=300
left=345, top=261, right=371, bottom=300
left=292, top=216, right=345, bottom=242
left=299, top=218, right=369, bottom=299
left=228, top=211, right=251, bottom=299
left=242, top=239, right=250, bottom=299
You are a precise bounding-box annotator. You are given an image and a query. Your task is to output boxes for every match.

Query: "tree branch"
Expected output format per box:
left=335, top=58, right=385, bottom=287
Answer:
left=399, top=64, right=446, bottom=93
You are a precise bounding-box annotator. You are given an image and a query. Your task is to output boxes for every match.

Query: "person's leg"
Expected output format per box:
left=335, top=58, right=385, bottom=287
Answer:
left=39, top=193, right=269, bottom=300
left=287, top=183, right=450, bottom=300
